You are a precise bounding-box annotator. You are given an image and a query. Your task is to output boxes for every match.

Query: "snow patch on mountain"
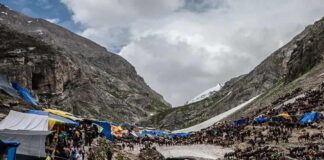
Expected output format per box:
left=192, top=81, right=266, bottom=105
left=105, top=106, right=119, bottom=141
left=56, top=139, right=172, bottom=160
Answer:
left=186, top=84, right=223, bottom=104
left=174, top=95, right=260, bottom=133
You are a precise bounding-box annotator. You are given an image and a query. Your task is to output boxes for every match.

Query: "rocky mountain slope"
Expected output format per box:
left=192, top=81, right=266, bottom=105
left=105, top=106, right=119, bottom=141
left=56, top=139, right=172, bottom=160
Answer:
left=0, top=4, right=170, bottom=123
left=140, top=17, right=324, bottom=130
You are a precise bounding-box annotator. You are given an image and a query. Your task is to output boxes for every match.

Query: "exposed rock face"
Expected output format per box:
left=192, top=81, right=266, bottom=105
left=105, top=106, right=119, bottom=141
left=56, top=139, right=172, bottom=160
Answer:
left=141, top=17, right=324, bottom=130
left=0, top=4, right=170, bottom=123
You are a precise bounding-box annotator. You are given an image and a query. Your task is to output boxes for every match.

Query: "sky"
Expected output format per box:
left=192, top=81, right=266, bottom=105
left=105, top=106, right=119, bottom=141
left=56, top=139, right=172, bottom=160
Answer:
left=2, top=0, right=324, bottom=107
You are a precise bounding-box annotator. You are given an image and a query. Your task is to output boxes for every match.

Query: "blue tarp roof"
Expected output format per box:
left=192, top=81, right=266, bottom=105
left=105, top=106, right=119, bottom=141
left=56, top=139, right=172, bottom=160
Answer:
left=300, top=111, right=320, bottom=124
left=28, top=110, right=79, bottom=125
left=12, top=83, right=37, bottom=106
left=255, top=116, right=269, bottom=123
left=170, top=133, right=192, bottom=138
left=233, top=118, right=247, bottom=126
left=94, top=121, right=114, bottom=142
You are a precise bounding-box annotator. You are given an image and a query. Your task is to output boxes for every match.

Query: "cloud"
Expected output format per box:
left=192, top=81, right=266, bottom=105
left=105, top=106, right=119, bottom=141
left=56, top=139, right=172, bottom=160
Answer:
left=61, top=0, right=324, bottom=106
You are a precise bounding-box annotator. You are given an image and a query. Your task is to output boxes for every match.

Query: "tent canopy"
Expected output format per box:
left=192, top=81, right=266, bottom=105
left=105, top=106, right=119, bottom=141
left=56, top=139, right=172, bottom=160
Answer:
left=255, top=115, right=269, bottom=124
left=233, top=117, right=247, bottom=126
left=12, top=83, right=37, bottom=106
left=94, top=121, right=114, bottom=142
left=43, top=108, right=82, bottom=121
left=278, top=113, right=290, bottom=119
left=28, top=110, right=79, bottom=126
left=0, top=110, right=48, bottom=131
left=0, top=130, right=51, bottom=157
left=300, top=111, right=321, bottom=124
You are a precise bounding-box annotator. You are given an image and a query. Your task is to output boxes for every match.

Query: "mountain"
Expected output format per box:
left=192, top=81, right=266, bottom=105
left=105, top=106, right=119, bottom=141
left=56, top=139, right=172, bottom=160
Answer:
left=140, top=17, right=324, bottom=130
left=185, top=83, right=223, bottom=105
left=0, top=4, right=170, bottom=123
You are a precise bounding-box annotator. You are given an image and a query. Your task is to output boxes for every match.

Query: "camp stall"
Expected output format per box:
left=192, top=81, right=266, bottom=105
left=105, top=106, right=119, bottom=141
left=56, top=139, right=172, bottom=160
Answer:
left=43, top=108, right=82, bottom=121
left=28, top=110, right=79, bottom=129
left=0, top=110, right=51, bottom=159
left=300, top=111, right=321, bottom=124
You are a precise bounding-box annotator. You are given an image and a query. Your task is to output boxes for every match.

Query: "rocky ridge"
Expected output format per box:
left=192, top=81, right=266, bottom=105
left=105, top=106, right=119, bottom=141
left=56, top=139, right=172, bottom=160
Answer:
left=141, top=17, right=324, bottom=130
left=0, top=4, right=170, bottom=123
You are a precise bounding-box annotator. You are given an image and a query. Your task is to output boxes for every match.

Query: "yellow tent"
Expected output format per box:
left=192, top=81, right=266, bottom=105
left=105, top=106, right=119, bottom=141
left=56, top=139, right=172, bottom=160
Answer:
left=279, top=113, right=290, bottom=119
left=111, top=125, right=123, bottom=132
left=48, top=118, right=64, bottom=129
left=43, top=108, right=82, bottom=121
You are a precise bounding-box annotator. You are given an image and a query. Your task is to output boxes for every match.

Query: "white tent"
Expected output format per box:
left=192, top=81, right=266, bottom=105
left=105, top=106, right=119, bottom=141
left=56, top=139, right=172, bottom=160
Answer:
left=0, top=110, right=51, bottom=158
left=0, top=110, right=48, bottom=131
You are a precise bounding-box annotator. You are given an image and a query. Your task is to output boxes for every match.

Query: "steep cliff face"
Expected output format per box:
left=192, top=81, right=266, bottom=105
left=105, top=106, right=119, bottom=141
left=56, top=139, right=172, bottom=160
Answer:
left=0, top=4, right=170, bottom=123
left=141, top=17, right=324, bottom=130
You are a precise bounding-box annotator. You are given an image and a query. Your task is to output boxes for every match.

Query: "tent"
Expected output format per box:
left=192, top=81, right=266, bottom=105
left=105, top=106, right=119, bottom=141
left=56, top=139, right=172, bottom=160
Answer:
left=278, top=113, right=290, bottom=119
left=0, top=110, right=51, bottom=158
left=300, top=111, right=321, bottom=124
left=43, top=108, right=82, bottom=121
left=0, top=75, right=20, bottom=98
left=233, top=117, right=247, bottom=126
left=254, top=115, right=269, bottom=124
left=12, top=83, right=37, bottom=106
left=170, top=133, right=192, bottom=138
left=94, top=121, right=114, bottom=142
left=0, top=110, right=48, bottom=131
left=0, top=130, right=51, bottom=158
left=28, top=110, right=79, bottom=129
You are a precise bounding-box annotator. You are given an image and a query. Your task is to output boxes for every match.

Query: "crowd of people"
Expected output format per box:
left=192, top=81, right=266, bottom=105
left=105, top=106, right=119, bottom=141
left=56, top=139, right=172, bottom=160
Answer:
left=20, top=82, right=324, bottom=159
left=45, top=123, right=101, bottom=160
left=115, top=83, right=324, bottom=159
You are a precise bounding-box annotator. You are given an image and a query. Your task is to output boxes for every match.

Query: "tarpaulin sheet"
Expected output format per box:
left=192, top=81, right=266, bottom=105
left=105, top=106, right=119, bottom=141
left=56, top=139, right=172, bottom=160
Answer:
left=0, top=75, right=20, bottom=98
left=300, top=111, right=320, bottom=124
left=12, top=83, right=37, bottom=106
left=43, top=108, right=82, bottom=121
left=94, top=121, right=114, bottom=142
left=255, top=116, right=269, bottom=124
left=28, top=110, right=79, bottom=126
left=0, top=110, right=48, bottom=131
left=0, top=129, right=51, bottom=157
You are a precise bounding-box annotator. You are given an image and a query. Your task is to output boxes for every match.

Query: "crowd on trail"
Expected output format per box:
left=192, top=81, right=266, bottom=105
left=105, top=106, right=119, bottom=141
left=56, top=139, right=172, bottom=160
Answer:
left=115, top=83, right=324, bottom=159
left=45, top=123, right=111, bottom=160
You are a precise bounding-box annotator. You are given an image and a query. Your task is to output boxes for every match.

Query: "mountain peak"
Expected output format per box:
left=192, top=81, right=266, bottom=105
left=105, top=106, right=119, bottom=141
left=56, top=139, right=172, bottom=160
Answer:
left=185, top=83, right=223, bottom=105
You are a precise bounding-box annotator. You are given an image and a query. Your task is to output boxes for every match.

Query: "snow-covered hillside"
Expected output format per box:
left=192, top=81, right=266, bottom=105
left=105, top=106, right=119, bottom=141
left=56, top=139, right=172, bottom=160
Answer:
left=186, top=84, right=223, bottom=104
left=174, top=95, right=260, bottom=133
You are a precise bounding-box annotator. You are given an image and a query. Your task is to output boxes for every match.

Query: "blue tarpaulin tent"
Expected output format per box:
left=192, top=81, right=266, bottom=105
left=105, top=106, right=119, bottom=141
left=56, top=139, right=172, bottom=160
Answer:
left=170, top=133, right=192, bottom=138
left=27, top=110, right=79, bottom=125
left=12, top=83, right=37, bottom=106
left=300, top=111, right=321, bottom=124
left=94, top=121, right=114, bottom=142
left=233, top=118, right=247, bottom=126
left=140, top=130, right=167, bottom=137
left=255, top=116, right=269, bottom=124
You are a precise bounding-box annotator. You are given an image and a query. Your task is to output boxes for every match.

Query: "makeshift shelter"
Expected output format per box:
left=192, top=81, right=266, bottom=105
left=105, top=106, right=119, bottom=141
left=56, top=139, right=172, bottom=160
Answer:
left=170, top=133, right=192, bottom=138
left=12, top=83, right=37, bottom=106
left=94, top=121, right=114, bottom=142
left=0, top=110, right=48, bottom=131
left=254, top=115, right=269, bottom=124
left=28, top=110, right=79, bottom=129
left=0, top=75, right=20, bottom=98
left=278, top=113, right=290, bottom=119
left=300, top=111, right=321, bottom=124
left=0, top=110, right=51, bottom=158
left=0, top=130, right=50, bottom=158
left=233, top=117, right=247, bottom=126
left=43, top=108, right=82, bottom=121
